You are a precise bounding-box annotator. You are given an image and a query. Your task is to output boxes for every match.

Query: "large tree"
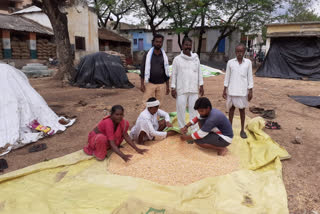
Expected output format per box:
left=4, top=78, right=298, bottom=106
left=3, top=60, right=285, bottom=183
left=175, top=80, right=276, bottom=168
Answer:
left=207, top=0, right=281, bottom=55
left=195, top=0, right=213, bottom=57
left=33, top=0, right=75, bottom=82
left=110, top=0, right=137, bottom=30
left=162, top=0, right=201, bottom=50
left=285, top=0, right=320, bottom=22
left=89, top=0, right=136, bottom=28
left=136, top=0, right=169, bottom=35
left=90, top=0, right=112, bottom=27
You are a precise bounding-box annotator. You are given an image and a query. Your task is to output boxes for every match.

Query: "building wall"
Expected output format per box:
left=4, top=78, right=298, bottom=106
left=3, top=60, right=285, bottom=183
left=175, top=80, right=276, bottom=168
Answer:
left=145, top=32, right=153, bottom=50
left=161, top=28, right=240, bottom=60
left=66, top=4, right=99, bottom=60
left=0, top=0, right=8, bottom=14
left=159, top=31, right=184, bottom=53
left=227, top=30, right=241, bottom=59
left=130, top=30, right=152, bottom=51
left=11, top=4, right=99, bottom=61
left=126, top=28, right=240, bottom=62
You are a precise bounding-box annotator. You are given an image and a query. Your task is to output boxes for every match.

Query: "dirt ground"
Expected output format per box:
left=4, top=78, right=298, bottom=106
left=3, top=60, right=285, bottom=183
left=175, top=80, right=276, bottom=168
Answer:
left=1, top=72, right=320, bottom=213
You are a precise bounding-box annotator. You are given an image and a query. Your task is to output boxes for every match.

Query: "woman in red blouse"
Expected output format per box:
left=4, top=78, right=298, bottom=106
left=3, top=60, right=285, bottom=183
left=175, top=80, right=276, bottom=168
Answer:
left=84, top=105, right=148, bottom=161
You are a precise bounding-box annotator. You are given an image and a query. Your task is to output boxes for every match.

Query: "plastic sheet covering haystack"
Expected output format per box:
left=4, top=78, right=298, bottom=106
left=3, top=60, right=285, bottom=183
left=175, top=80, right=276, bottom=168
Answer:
left=0, top=116, right=290, bottom=213
left=0, top=64, right=76, bottom=156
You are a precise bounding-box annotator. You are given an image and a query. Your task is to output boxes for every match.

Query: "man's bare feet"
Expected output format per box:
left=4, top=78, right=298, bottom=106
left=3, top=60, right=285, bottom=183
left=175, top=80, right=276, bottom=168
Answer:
left=218, top=148, right=228, bottom=156
left=166, top=130, right=176, bottom=136
left=240, top=130, right=247, bottom=139
left=138, top=131, right=147, bottom=145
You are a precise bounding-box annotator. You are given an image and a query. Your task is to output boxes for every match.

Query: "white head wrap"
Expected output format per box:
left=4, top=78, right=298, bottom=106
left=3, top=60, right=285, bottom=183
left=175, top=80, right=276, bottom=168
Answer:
left=146, top=100, right=160, bottom=108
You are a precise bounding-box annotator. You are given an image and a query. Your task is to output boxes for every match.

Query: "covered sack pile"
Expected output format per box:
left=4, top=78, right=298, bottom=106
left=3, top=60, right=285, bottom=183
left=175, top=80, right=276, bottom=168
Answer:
left=73, top=52, right=134, bottom=89
left=256, top=37, right=320, bottom=80
left=0, top=116, right=291, bottom=214
left=0, top=64, right=76, bottom=156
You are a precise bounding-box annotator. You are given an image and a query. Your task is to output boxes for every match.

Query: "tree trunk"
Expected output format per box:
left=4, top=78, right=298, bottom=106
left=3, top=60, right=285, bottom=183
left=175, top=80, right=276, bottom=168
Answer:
left=210, top=29, right=235, bottom=56
left=210, top=36, right=223, bottom=55
left=150, top=23, right=157, bottom=36
left=177, top=33, right=182, bottom=50
left=197, top=12, right=206, bottom=57
left=197, top=30, right=204, bottom=57
left=113, top=17, right=121, bottom=30
left=41, top=0, right=75, bottom=82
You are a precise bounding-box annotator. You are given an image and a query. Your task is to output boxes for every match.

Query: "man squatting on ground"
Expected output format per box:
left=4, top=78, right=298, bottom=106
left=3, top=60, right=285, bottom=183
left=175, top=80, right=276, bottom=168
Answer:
left=223, top=43, right=254, bottom=139
left=171, top=37, right=204, bottom=131
left=140, top=34, right=170, bottom=109
left=130, top=97, right=176, bottom=145
left=180, top=97, right=233, bottom=156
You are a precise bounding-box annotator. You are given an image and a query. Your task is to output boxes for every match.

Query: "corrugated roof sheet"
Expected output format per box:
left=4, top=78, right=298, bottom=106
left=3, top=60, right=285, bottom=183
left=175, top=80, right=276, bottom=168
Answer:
left=12, top=5, right=42, bottom=14
left=0, top=14, right=53, bottom=35
left=98, top=28, right=130, bottom=43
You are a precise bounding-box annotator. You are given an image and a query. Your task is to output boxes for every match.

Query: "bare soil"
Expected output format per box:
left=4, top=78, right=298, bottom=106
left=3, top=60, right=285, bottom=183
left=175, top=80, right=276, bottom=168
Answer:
left=1, top=72, right=319, bottom=213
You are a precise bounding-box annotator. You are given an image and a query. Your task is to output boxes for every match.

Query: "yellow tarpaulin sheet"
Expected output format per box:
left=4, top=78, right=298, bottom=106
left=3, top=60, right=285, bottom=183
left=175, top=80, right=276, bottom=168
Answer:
left=0, top=117, right=290, bottom=214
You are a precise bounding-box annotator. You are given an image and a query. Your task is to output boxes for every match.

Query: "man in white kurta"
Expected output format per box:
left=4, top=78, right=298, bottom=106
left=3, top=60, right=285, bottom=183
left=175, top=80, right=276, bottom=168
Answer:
left=223, top=43, right=254, bottom=138
left=171, top=37, right=204, bottom=130
left=130, top=98, right=173, bottom=145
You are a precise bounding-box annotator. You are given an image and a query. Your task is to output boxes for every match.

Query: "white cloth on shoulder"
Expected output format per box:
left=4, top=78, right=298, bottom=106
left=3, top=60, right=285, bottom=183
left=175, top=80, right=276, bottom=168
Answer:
left=226, top=95, right=248, bottom=110
left=130, top=108, right=170, bottom=141
left=144, top=47, right=169, bottom=83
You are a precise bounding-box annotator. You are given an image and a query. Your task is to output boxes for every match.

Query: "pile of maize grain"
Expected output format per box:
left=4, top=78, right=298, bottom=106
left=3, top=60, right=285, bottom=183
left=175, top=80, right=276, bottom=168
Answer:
left=108, top=136, right=239, bottom=186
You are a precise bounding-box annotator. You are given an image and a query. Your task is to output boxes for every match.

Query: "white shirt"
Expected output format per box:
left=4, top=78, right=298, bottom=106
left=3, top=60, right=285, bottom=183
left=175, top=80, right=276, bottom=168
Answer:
left=224, top=58, right=254, bottom=96
left=131, top=108, right=170, bottom=139
left=171, top=52, right=204, bottom=96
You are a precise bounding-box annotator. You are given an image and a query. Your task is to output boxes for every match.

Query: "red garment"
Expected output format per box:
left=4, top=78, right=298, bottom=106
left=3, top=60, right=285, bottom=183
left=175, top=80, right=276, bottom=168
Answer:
left=83, top=116, right=129, bottom=160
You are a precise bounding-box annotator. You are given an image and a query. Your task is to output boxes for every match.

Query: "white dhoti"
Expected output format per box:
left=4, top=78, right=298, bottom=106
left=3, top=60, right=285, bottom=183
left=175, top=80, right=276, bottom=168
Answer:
left=226, top=95, right=248, bottom=110
left=176, top=93, right=199, bottom=129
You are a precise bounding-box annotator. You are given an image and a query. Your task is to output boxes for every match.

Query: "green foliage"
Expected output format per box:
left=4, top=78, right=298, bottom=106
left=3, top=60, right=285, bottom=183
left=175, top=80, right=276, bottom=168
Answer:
left=88, top=0, right=136, bottom=28
left=285, top=0, right=320, bottom=22
left=163, top=0, right=200, bottom=34
left=135, top=0, right=169, bottom=34
left=205, top=0, right=282, bottom=53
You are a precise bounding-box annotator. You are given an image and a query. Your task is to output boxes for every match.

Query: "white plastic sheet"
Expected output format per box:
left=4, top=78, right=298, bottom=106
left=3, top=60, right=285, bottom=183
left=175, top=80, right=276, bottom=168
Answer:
left=0, top=64, right=75, bottom=156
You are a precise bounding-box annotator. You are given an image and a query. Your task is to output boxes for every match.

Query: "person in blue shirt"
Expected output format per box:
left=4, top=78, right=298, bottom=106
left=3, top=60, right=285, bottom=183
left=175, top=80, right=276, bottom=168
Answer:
left=180, top=97, right=233, bottom=156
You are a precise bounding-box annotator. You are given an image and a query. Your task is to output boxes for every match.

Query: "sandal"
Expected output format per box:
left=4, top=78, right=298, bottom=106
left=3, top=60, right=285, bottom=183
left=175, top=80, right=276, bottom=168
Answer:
left=265, top=121, right=281, bottom=129
left=262, top=110, right=276, bottom=119
left=28, top=143, right=48, bottom=153
left=249, top=106, right=265, bottom=114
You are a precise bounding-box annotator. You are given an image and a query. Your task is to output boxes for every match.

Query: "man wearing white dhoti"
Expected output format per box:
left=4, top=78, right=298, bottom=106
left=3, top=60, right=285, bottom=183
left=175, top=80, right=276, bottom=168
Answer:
left=130, top=97, right=174, bottom=145
left=222, top=43, right=254, bottom=139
